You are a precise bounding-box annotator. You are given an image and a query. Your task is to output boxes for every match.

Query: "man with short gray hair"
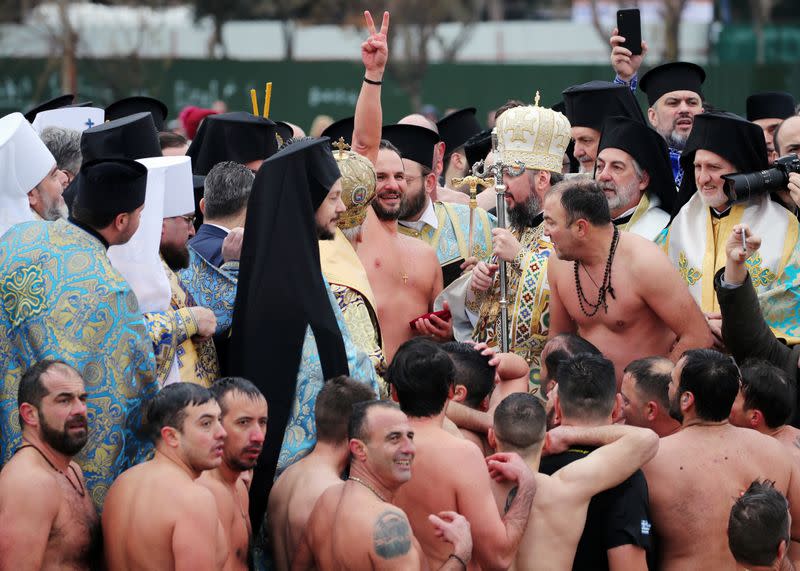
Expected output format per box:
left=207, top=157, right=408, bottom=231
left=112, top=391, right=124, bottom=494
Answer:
left=40, top=126, right=82, bottom=184
left=190, top=160, right=254, bottom=266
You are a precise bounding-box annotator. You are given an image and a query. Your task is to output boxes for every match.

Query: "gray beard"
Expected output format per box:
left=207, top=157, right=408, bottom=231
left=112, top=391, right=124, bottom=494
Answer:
left=508, top=194, right=542, bottom=229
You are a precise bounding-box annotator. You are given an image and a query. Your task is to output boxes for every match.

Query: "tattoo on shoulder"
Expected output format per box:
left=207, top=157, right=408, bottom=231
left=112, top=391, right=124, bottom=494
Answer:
left=373, top=511, right=412, bottom=560
left=504, top=486, right=518, bottom=514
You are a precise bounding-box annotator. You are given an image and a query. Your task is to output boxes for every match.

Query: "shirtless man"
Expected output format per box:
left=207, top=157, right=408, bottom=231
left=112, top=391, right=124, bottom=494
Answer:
left=545, top=178, right=712, bottom=383
left=389, top=338, right=536, bottom=570
left=268, top=376, right=375, bottom=571
left=645, top=349, right=800, bottom=570
left=728, top=359, right=800, bottom=465
left=620, top=357, right=681, bottom=438
left=358, top=141, right=447, bottom=362
left=293, top=400, right=473, bottom=570
left=488, top=393, right=659, bottom=571
left=0, top=361, right=99, bottom=571
left=103, top=383, right=229, bottom=571
left=198, top=378, right=268, bottom=571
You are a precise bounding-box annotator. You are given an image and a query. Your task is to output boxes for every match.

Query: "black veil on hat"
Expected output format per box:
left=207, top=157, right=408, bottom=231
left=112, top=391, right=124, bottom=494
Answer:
left=562, top=81, right=645, bottom=131
left=673, top=111, right=768, bottom=216
left=598, top=115, right=676, bottom=213
left=639, top=62, right=706, bottom=107
left=187, top=111, right=279, bottom=176
left=746, top=91, right=797, bottom=122
left=437, top=107, right=482, bottom=157
left=105, top=96, right=169, bottom=131
left=381, top=124, right=440, bottom=168
left=228, top=136, right=348, bottom=528
left=23, top=93, right=75, bottom=123
left=320, top=116, right=355, bottom=145
left=464, top=128, right=493, bottom=170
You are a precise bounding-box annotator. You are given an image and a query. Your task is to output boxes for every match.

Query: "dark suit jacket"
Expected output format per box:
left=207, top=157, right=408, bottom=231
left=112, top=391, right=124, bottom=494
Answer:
left=715, top=268, right=800, bottom=425
left=189, top=223, right=227, bottom=267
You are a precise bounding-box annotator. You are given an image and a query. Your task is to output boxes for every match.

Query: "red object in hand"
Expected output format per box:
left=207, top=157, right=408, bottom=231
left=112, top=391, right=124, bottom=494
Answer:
left=409, top=309, right=451, bottom=329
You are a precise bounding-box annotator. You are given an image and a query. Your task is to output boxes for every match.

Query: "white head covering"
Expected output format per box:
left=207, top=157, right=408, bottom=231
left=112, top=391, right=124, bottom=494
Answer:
left=161, top=154, right=196, bottom=218
left=31, top=107, right=105, bottom=134
left=0, top=112, right=56, bottom=237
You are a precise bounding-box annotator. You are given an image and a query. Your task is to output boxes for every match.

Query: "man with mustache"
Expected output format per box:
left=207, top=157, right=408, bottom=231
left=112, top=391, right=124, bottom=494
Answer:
left=594, top=115, right=675, bottom=240
left=200, top=377, right=268, bottom=571
left=0, top=360, right=100, bottom=571
left=103, top=383, right=230, bottom=570
left=661, top=112, right=800, bottom=346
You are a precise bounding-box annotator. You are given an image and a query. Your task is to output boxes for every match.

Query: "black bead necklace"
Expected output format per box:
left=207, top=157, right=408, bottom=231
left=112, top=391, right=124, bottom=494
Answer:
left=574, top=227, right=619, bottom=317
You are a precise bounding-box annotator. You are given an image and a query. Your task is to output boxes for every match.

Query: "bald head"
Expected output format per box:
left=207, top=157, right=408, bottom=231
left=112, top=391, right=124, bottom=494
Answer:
left=399, top=114, right=439, bottom=133
left=775, top=115, right=800, bottom=157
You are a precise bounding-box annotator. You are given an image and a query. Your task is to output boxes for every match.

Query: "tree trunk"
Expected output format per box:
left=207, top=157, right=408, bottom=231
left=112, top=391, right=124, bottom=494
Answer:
left=282, top=20, right=295, bottom=61
left=663, top=0, right=687, bottom=61
left=57, top=0, right=77, bottom=93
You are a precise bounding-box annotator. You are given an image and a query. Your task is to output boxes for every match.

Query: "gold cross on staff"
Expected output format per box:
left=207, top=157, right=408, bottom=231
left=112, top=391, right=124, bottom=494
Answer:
left=333, top=137, right=350, bottom=158
left=451, top=175, right=494, bottom=203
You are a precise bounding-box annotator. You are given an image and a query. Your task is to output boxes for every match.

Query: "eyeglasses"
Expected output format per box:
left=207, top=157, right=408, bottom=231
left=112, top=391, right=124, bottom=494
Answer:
left=178, top=214, right=196, bottom=226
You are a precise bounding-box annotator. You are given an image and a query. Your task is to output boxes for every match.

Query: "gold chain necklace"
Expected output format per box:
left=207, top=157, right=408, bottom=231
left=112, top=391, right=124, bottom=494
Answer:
left=348, top=476, right=387, bottom=502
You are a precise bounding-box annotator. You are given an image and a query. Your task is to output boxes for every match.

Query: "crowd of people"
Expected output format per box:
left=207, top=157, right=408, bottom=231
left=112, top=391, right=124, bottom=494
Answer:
left=1, top=8, right=800, bottom=571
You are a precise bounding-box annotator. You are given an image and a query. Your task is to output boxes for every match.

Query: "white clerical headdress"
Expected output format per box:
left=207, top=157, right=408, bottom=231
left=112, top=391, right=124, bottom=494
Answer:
left=0, top=112, right=56, bottom=237
left=161, top=155, right=196, bottom=218
left=31, top=107, right=106, bottom=134
left=495, top=94, right=571, bottom=174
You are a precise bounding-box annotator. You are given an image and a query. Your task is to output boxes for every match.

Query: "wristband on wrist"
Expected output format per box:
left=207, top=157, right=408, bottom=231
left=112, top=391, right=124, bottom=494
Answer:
left=363, top=76, right=382, bottom=85
left=448, top=553, right=467, bottom=569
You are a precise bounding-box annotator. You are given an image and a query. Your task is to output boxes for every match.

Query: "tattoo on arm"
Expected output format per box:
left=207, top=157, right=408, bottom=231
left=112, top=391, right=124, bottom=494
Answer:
left=373, top=511, right=412, bottom=560
left=504, top=486, right=518, bottom=515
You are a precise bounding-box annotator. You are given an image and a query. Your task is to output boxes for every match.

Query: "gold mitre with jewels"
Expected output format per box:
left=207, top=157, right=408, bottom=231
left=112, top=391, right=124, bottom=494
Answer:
left=496, top=92, right=571, bottom=173
left=331, top=138, right=376, bottom=229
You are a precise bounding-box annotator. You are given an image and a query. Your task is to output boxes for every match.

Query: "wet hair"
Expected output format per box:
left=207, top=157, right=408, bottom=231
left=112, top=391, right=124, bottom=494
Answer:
left=729, top=479, right=789, bottom=567
left=678, top=349, right=740, bottom=422
left=740, top=359, right=795, bottom=429
left=624, top=357, right=673, bottom=409
left=387, top=338, right=455, bottom=417
left=548, top=178, right=611, bottom=226
left=209, top=376, right=265, bottom=416
left=543, top=333, right=601, bottom=384
left=442, top=342, right=495, bottom=408
left=18, top=360, right=71, bottom=409
left=158, top=131, right=188, bottom=150
left=144, top=382, right=215, bottom=443
left=379, top=139, right=401, bottom=155
left=493, top=393, right=546, bottom=450
left=316, top=376, right=376, bottom=444
left=348, top=400, right=399, bottom=443
left=557, top=353, right=617, bottom=421
left=203, top=161, right=254, bottom=219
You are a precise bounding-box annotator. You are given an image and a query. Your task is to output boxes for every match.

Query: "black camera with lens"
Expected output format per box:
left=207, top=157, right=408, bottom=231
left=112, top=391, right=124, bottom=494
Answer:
left=722, top=154, right=800, bottom=203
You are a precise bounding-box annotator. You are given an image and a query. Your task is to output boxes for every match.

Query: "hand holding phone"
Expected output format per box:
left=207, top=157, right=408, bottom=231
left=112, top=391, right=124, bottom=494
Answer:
left=409, top=309, right=452, bottom=330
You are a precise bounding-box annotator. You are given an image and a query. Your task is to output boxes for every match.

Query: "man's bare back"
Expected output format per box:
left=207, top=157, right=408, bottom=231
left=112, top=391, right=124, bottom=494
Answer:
left=645, top=423, right=800, bottom=570
left=295, top=482, right=426, bottom=570
left=0, top=450, right=99, bottom=571
left=199, top=472, right=251, bottom=571
left=549, top=232, right=710, bottom=383
left=359, top=209, right=442, bottom=362
left=103, top=457, right=228, bottom=571
left=393, top=421, right=532, bottom=570
left=268, top=455, right=343, bottom=571
left=774, top=425, right=800, bottom=466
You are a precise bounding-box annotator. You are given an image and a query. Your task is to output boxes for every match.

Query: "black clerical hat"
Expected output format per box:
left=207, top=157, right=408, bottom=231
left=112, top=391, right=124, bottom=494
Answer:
left=74, top=158, right=148, bottom=216
left=639, top=62, right=706, bottom=107
left=673, top=112, right=768, bottom=215
left=562, top=81, right=645, bottom=131
left=437, top=108, right=482, bottom=157
left=80, top=112, right=162, bottom=163
left=187, top=112, right=279, bottom=176
left=320, top=116, right=355, bottom=145
left=598, top=115, right=675, bottom=213
left=105, top=96, right=169, bottom=131
left=746, top=91, right=797, bottom=122
left=381, top=124, right=440, bottom=169
left=464, top=128, right=493, bottom=169
left=274, top=121, right=294, bottom=147
left=23, top=94, right=75, bottom=123
left=273, top=137, right=341, bottom=211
